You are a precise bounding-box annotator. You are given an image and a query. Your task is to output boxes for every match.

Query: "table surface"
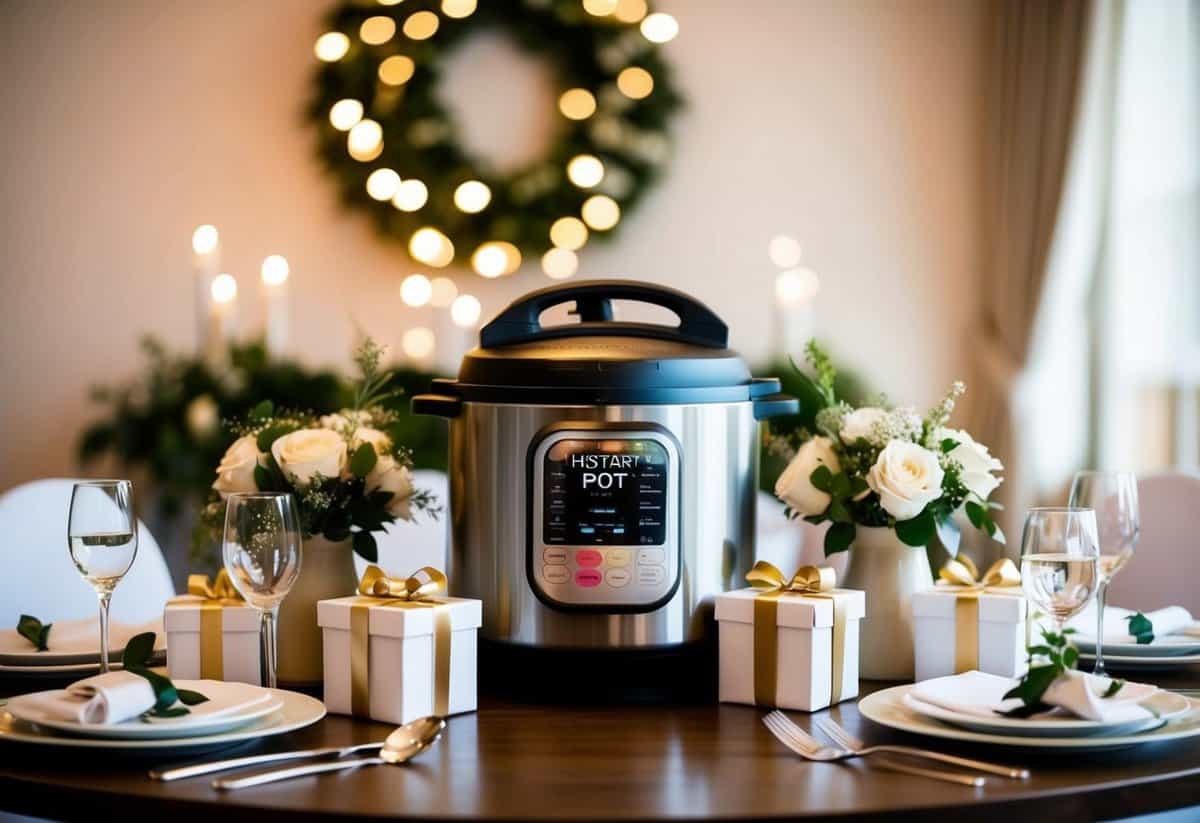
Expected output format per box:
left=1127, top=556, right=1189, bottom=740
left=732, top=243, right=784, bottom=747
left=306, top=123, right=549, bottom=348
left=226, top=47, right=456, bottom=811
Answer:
left=2, top=671, right=1199, bottom=823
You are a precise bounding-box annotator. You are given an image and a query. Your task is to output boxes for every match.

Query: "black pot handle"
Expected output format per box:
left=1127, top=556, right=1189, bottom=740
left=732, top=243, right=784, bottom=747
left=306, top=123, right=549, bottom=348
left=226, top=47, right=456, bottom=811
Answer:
left=411, top=379, right=463, bottom=418
left=750, top=378, right=800, bottom=420
left=479, top=280, right=729, bottom=349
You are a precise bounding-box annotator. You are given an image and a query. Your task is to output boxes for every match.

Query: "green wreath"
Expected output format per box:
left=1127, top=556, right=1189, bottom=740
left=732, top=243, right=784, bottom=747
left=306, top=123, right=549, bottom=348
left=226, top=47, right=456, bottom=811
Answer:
left=308, top=0, right=683, bottom=279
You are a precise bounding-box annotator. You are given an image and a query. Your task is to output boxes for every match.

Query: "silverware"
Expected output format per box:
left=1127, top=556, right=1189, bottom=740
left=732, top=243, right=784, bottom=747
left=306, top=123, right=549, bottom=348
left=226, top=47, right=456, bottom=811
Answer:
left=149, top=740, right=387, bottom=782
left=815, top=716, right=1030, bottom=779
left=212, top=716, right=446, bottom=790
left=761, top=711, right=985, bottom=787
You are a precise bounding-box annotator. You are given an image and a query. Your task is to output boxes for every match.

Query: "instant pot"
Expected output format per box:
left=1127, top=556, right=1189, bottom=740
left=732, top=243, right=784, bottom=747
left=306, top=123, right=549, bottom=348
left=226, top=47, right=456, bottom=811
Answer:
left=413, top=281, right=798, bottom=699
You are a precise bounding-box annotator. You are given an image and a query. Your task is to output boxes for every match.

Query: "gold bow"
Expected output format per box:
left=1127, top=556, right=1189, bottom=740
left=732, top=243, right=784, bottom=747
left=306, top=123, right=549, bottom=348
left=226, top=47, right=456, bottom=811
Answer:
left=936, top=555, right=1022, bottom=673
left=350, top=565, right=451, bottom=719
left=746, top=560, right=849, bottom=707
left=166, top=570, right=246, bottom=680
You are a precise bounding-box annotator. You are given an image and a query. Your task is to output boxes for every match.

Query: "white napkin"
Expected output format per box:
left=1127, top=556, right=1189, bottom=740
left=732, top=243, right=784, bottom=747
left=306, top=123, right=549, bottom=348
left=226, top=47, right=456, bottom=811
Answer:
left=17, top=670, right=156, bottom=724
left=1068, top=603, right=1200, bottom=643
left=0, top=617, right=164, bottom=656
left=912, top=670, right=1158, bottom=723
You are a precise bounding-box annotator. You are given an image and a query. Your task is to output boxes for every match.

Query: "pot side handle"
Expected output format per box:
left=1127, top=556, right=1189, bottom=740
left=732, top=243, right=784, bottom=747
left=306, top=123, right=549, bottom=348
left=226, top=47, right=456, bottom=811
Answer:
left=750, top=377, right=800, bottom=420
left=411, top=393, right=462, bottom=418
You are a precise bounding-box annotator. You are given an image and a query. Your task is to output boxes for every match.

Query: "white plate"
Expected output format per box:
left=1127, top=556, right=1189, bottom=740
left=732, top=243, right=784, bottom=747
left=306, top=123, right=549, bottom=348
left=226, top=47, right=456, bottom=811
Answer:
left=1075, top=636, right=1200, bottom=657
left=6, top=681, right=283, bottom=740
left=1078, top=651, right=1200, bottom=670
left=0, top=688, right=325, bottom=753
left=860, top=685, right=1200, bottom=751
left=0, top=619, right=166, bottom=667
left=0, top=654, right=166, bottom=678
left=900, top=691, right=1189, bottom=738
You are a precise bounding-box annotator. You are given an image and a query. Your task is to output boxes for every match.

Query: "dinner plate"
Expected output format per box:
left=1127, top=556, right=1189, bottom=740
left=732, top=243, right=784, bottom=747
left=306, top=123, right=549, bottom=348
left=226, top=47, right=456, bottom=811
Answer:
left=1075, top=636, right=1200, bottom=658
left=900, top=691, right=1189, bottom=738
left=1078, top=651, right=1200, bottom=670
left=0, top=619, right=166, bottom=667
left=0, top=688, right=325, bottom=753
left=859, top=684, right=1200, bottom=751
left=0, top=654, right=166, bottom=678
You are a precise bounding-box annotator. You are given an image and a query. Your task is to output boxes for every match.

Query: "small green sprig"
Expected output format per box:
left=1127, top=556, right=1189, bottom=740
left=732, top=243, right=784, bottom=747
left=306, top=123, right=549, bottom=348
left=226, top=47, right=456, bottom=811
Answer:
left=120, top=632, right=208, bottom=720
left=16, top=615, right=52, bottom=652
left=999, top=627, right=1123, bottom=717
left=1125, top=612, right=1154, bottom=645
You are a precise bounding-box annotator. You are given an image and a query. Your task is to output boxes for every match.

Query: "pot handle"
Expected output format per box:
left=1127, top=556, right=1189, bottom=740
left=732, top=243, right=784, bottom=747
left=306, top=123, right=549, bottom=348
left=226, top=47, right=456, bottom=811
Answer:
left=750, top=378, right=800, bottom=420
left=479, top=280, right=729, bottom=349
left=411, top=380, right=463, bottom=418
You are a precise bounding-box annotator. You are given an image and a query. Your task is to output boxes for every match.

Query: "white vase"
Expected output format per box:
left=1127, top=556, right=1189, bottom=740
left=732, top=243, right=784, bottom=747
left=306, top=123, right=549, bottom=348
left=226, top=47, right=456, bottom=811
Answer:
left=276, top=535, right=359, bottom=688
left=840, top=525, right=933, bottom=681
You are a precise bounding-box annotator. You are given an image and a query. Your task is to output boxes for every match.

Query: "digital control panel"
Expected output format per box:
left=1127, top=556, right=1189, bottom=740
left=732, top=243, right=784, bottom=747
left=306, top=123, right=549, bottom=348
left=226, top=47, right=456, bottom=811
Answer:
left=530, top=427, right=680, bottom=610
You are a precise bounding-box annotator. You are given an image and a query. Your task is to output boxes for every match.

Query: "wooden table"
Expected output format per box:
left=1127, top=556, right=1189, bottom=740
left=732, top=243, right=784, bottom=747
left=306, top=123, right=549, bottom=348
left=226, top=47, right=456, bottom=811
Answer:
left=2, top=675, right=1199, bottom=822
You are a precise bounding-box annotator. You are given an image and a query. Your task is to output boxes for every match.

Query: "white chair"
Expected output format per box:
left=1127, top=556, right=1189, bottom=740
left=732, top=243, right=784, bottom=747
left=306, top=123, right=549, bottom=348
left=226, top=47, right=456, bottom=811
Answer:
left=0, top=478, right=175, bottom=628
left=353, top=469, right=449, bottom=581
left=1106, top=471, right=1200, bottom=613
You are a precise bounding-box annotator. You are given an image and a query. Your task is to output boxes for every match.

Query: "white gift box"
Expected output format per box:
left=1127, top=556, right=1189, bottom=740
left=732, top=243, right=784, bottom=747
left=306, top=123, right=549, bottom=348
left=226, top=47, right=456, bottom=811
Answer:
left=716, top=587, right=865, bottom=712
left=912, top=587, right=1028, bottom=681
left=318, top=595, right=481, bottom=725
left=164, top=596, right=262, bottom=685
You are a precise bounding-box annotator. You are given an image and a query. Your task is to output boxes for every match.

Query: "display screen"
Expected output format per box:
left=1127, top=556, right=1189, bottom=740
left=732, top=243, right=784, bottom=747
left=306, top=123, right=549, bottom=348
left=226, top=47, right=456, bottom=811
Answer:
left=543, top=438, right=668, bottom=546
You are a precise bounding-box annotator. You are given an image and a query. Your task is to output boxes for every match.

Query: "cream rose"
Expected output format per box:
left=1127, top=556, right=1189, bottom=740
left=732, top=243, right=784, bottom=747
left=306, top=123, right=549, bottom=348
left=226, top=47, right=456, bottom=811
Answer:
left=775, top=436, right=841, bottom=517
left=271, top=428, right=347, bottom=488
left=867, top=440, right=944, bottom=520
left=352, top=427, right=392, bottom=455
left=367, top=455, right=414, bottom=520
left=840, top=407, right=887, bottom=444
left=939, top=428, right=1003, bottom=500
left=212, top=435, right=263, bottom=498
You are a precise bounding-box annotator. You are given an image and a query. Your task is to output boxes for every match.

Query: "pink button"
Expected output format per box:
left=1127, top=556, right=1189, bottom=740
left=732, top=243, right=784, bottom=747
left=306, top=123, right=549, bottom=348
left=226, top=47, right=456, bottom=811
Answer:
left=575, top=549, right=603, bottom=568
left=575, top=569, right=603, bottom=587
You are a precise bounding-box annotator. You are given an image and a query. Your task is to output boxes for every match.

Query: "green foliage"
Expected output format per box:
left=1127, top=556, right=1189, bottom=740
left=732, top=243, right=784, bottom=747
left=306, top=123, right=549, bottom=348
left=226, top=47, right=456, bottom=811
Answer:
left=120, top=632, right=208, bottom=719
left=350, top=443, right=378, bottom=478
left=1125, top=612, right=1154, bottom=644
left=16, top=615, right=52, bottom=652
left=999, top=627, right=1121, bottom=717
left=894, top=508, right=936, bottom=547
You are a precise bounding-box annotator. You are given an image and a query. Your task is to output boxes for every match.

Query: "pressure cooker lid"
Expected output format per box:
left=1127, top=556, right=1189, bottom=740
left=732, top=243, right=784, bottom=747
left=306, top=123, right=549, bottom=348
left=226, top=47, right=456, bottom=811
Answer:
left=443, top=281, right=762, bottom=404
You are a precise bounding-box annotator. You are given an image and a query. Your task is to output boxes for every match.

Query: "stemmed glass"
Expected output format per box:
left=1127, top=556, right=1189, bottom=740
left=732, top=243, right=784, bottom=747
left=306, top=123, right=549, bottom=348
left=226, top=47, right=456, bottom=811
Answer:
left=222, top=493, right=302, bottom=689
left=1069, top=471, right=1140, bottom=676
left=1020, top=507, right=1100, bottom=638
left=68, top=480, right=138, bottom=673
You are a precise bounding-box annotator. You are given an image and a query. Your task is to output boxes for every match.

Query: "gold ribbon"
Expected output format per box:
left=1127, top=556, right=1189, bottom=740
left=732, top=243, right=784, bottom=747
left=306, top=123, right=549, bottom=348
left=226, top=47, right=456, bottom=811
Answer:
left=350, top=565, right=452, bottom=718
left=165, top=570, right=245, bottom=680
left=936, top=555, right=1022, bottom=673
left=746, top=561, right=849, bottom=707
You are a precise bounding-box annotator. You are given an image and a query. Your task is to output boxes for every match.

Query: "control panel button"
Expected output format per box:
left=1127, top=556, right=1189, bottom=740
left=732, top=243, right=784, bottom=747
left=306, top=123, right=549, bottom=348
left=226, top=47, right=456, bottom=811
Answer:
left=544, top=565, right=571, bottom=584
left=606, top=548, right=631, bottom=567
left=637, top=548, right=666, bottom=566
left=575, top=549, right=603, bottom=568
left=637, top=565, right=665, bottom=585
left=542, top=547, right=568, bottom=565
left=575, top=569, right=603, bottom=587
left=605, top=568, right=631, bottom=588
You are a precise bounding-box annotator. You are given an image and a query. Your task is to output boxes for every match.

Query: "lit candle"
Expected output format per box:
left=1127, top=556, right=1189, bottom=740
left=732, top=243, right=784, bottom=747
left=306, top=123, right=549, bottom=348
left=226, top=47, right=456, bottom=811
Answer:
left=260, top=255, right=290, bottom=357
left=208, top=273, right=238, bottom=369
left=191, top=225, right=220, bottom=356
left=773, top=267, right=821, bottom=359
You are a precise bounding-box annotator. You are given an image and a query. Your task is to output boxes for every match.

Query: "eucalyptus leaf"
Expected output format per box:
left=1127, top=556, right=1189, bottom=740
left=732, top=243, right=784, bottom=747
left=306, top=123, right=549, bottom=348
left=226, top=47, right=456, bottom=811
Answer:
left=16, top=615, right=51, bottom=652
left=940, top=438, right=959, bottom=454
left=1102, top=679, right=1126, bottom=698
left=964, top=500, right=986, bottom=530
left=353, top=530, right=379, bottom=562
left=121, top=632, right=156, bottom=669
left=177, top=689, right=210, bottom=706
left=894, top=508, right=935, bottom=547
left=824, top=522, right=856, bottom=556
left=934, top=515, right=961, bottom=555
left=809, top=465, right=834, bottom=494
left=1125, top=612, right=1154, bottom=644
left=350, top=443, right=378, bottom=479
left=250, top=400, right=274, bottom=421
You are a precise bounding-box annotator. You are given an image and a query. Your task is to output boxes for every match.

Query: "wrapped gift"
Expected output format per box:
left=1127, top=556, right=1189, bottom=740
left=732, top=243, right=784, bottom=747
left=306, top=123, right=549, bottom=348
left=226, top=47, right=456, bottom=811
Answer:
left=913, top=555, right=1027, bottom=681
left=717, top=562, right=865, bottom=712
left=165, top=570, right=261, bottom=685
left=319, top=565, right=481, bottom=725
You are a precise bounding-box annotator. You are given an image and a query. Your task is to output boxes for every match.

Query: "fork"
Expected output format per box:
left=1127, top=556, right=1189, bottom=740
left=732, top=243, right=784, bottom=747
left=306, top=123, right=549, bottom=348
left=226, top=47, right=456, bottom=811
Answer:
left=762, top=712, right=985, bottom=787
left=815, top=716, right=1030, bottom=779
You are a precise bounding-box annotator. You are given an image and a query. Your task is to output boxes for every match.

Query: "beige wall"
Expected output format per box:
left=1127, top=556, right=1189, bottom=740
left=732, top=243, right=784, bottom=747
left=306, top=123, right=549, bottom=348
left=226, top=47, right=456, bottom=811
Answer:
left=0, top=0, right=988, bottom=492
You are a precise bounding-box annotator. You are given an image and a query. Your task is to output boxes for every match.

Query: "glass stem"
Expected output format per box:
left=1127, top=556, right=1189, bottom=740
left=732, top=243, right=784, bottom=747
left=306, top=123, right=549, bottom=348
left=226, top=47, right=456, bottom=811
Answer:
left=1094, top=580, right=1109, bottom=677
left=98, top=593, right=112, bottom=674
left=260, top=606, right=279, bottom=690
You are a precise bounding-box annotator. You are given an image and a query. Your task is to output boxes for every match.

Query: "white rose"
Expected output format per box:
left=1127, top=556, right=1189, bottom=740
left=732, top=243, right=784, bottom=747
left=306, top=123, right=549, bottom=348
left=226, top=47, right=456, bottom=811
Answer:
left=775, top=436, right=841, bottom=517
left=186, top=394, right=220, bottom=438
left=271, top=429, right=347, bottom=488
left=212, top=435, right=263, bottom=498
left=367, top=455, right=414, bottom=520
left=352, top=427, right=392, bottom=455
left=840, top=407, right=887, bottom=444
left=939, top=428, right=1003, bottom=500
left=866, top=440, right=945, bottom=521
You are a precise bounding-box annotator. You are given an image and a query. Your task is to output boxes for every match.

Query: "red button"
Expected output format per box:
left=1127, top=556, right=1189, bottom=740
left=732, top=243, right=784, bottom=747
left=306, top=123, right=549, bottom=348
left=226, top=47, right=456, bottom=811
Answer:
left=575, top=569, right=602, bottom=587
left=575, top=549, right=603, bottom=568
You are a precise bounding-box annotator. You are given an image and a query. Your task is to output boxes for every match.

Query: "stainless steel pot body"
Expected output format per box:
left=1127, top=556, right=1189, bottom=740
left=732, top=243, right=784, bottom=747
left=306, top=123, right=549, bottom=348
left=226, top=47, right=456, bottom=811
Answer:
left=445, top=399, right=760, bottom=649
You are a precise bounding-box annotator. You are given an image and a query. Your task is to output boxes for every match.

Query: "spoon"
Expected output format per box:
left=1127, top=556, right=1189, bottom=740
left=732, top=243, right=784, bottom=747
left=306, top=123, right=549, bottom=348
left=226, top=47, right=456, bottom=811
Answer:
left=212, top=716, right=446, bottom=790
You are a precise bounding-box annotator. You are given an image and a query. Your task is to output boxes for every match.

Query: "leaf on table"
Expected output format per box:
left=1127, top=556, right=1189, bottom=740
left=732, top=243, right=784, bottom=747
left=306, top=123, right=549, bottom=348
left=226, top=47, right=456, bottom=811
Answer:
left=1125, top=612, right=1155, bottom=645
left=17, top=614, right=51, bottom=651
left=121, top=631, right=156, bottom=668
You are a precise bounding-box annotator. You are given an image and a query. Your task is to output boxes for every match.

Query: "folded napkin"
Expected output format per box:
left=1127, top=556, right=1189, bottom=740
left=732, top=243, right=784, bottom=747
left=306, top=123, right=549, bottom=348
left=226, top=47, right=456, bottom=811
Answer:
left=17, top=670, right=156, bottom=724
left=0, top=617, right=164, bottom=656
left=912, top=670, right=1159, bottom=723
left=1068, top=603, right=1200, bottom=643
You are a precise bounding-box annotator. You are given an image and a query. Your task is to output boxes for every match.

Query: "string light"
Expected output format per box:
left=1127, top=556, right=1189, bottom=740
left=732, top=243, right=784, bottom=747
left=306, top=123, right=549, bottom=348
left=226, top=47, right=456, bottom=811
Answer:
left=360, top=16, right=396, bottom=45
left=261, top=255, right=289, bottom=286
left=211, top=273, right=238, bottom=303
left=378, top=0, right=403, bottom=5
left=400, top=273, right=433, bottom=306
left=314, top=32, right=350, bottom=62
left=329, top=99, right=364, bottom=131
left=366, top=168, right=401, bottom=201
left=613, top=0, right=647, bottom=23
left=392, top=179, right=429, bottom=211
left=430, top=276, right=458, bottom=307
left=348, top=119, right=384, bottom=161
left=403, top=11, right=439, bottom=40
left=581, top=195, right=620, bottom=230
left=441, top=0, right=477, bottom=18
left=550, top=217, right=588, bottom=251
left=775, top=268, right=821, bottom=305
left=558, top=88, right=597, bottom=121
left=378, top=55, right=415, bottom=86
left=451, top=294, right=482, bottom=327
left=402, top=327, right=436, bottom=360
left=409, top=227, right=454, bottom=267
left=191, top=225, right=219, bottom=255
left=583, top=0, right=618, bottom=14
left=640, top=12, right=679, bottom=43
left=453, top=180, right=492, bottom=213
left=471, top=241, right=521, bottom=277
left=616, top=67, right=654, bottom=100
left=567, top=154, right=604, bottom=188
left=768, top=234, right=803, bottom=268
left=542, top=248, right=578, bottom=279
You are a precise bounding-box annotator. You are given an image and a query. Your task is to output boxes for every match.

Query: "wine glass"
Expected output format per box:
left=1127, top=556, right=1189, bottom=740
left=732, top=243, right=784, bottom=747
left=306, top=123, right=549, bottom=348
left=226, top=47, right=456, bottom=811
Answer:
left=222, top=493, right=302, bottom=689
left=1069, top=471, right=1140, bottom=676
left=1020, top=507, right=1100, bottom=638
left=68, top=480, right=138, bottom=673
